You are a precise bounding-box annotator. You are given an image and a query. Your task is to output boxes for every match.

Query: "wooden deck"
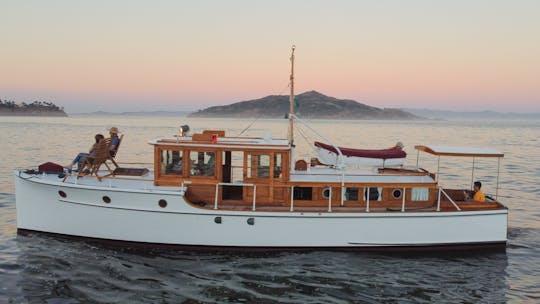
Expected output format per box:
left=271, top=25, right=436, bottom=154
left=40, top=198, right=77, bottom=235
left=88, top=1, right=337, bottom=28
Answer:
left=192, top=199, right=504, bottom=213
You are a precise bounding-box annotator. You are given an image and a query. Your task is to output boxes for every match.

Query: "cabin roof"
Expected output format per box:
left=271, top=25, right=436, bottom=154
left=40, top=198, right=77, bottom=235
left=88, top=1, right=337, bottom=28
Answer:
left=290, top=167, right=436, bottom=184
left=415, top=145, right=504, bottom=158
left=149, top=136, right=290, bottom=150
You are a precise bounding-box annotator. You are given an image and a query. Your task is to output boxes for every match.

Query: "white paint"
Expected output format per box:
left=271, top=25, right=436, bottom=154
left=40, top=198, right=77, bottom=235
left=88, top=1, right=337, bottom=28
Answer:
left=15, top=171, right=508, bottom=248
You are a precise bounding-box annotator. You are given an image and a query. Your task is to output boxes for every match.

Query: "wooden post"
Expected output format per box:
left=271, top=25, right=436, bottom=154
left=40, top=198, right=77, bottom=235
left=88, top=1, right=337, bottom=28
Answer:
left=289, top=45, right=295, bottom=146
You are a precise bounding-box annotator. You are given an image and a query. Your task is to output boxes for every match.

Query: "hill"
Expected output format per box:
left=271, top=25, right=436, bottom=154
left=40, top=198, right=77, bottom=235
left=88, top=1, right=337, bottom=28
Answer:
left=0, top=99, right=67, bottom=117
left=189, top=91, right=420, bottom=119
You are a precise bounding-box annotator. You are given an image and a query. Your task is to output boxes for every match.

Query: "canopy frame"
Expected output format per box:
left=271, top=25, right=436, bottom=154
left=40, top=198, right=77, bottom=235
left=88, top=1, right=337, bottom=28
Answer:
left=415, top=145, right=504, bottom=200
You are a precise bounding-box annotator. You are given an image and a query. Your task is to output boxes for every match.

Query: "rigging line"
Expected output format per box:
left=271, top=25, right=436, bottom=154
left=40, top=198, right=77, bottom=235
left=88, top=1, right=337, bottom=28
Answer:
left=296, top=123, right=323, bottom=157
left=237, top=83, right=291, bottom=136
left=296, top=125, right=311, bottom=144
left=296, top=124, right=318, bottom=155
left=296, top=122, right=317, bottom=144
left=299, top=123, right=316, bottom=142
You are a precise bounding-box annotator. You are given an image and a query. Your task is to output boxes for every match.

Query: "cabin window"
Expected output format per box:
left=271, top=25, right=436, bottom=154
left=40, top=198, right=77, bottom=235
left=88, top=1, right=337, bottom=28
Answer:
left=293, top=187, right=312, bottom=200
left=274, top=153, right=283, bottom=179
left=247, top=154, right=270, bottom=179
left=231, top=151, right=244, bottom=183
left=161, top=150, right=183, bottom=175
left=364, top=187, right=382, bottom=201
left=412, top=188, right=429, bottom=201
left=392, top=189, right=403, bottom=199
left=189, top=151, right=215, bottom=177
left=344, top=188, right=359, bottom=201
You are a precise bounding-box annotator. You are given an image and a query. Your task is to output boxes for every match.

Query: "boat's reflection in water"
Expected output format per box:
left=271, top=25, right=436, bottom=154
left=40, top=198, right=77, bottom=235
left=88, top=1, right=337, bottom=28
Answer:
left=13, top=232, right=509, bottom=303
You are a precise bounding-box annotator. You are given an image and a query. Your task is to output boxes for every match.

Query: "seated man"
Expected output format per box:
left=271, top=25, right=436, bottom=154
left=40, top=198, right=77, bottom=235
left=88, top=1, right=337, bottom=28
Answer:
left=464, top=181, right=486, bottom=202
left=108, top=127, right=121, bottom=157
left=472, top=181, right=486, bottom=202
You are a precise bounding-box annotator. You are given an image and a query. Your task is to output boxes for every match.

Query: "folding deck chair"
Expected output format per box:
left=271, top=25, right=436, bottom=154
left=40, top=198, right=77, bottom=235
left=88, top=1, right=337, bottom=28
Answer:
left=77, top=138, right=114, bottom=181
left=107, top=134, right=123, bottom=169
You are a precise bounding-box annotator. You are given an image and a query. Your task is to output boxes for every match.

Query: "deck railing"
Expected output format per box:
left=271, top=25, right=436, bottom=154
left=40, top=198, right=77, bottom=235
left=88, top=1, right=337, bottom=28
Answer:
left=206, top=183, right=462, bottom=213
left=214, top=182, right=256, bottom=210
left=437, top=187, right=461, bottom=211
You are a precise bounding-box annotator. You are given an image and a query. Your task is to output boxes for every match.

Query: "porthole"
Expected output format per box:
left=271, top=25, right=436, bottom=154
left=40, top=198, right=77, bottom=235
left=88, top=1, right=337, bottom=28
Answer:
left=392, top=189, right=403, bottom=199
left=58, top=190, right=67, bottom=198
left=102, top=196, right=111, bottom=204
left=159, top=199, right=167, bottom=208
left=322, top=187, right=331, bottom=199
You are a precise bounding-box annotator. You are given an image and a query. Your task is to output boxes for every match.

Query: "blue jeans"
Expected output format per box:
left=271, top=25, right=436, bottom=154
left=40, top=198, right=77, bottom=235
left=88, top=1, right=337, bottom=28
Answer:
left=72, top=153, right=89, bottom=171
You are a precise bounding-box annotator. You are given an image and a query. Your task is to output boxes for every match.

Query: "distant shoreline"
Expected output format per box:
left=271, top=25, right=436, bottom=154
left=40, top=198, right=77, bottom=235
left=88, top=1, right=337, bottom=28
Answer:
left=67, top=109, right=540, bottom=120
left=0, top=111, right=68, bottom=117
left=0, top=100, right=67, bottom=117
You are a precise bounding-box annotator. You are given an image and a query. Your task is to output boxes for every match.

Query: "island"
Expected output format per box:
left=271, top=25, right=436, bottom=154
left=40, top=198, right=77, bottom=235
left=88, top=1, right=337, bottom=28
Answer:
left=0, top=99, right=67, bottom=117
left=189, top=91, right=420, bottom=119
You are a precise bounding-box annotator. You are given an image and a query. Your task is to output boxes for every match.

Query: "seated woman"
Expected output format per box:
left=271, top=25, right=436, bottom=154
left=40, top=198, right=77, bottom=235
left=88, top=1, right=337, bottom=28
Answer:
left=66, top=134, right=105, bottom=172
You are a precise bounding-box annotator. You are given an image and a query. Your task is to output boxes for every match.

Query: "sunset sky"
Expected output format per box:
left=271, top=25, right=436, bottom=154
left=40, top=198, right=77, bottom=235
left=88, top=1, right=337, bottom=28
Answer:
left=1, top=0, right=539, bottom=113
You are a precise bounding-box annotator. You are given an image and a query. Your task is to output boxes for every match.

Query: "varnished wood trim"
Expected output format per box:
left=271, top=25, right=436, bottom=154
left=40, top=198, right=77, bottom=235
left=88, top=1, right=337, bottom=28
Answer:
left=415, top=145, right=504, bottom=157
left=202, top=130, right=226, bottom=137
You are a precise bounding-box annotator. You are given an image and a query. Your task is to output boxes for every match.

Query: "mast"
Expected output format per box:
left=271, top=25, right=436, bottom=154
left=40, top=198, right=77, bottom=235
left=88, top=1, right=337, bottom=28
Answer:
left=289, top=45, right=296, bottom=146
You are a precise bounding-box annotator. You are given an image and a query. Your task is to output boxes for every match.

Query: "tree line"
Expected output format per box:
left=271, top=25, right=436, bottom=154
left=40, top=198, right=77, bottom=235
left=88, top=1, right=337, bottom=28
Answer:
left=0, top=99, right=64, bottom=112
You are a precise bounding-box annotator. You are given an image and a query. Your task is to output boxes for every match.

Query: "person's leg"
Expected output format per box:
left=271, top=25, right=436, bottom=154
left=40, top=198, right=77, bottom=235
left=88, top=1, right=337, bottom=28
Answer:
left=74, top=153, right=90, bottom=171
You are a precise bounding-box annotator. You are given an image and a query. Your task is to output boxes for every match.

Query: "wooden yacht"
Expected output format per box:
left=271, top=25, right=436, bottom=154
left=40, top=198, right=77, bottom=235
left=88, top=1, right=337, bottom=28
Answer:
left=14, top=47, right=508, bottom=250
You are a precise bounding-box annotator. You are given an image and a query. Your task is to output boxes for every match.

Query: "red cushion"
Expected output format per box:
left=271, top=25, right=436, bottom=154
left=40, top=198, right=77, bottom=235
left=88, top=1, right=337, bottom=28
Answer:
left=38, top=162, right=64, bottom=173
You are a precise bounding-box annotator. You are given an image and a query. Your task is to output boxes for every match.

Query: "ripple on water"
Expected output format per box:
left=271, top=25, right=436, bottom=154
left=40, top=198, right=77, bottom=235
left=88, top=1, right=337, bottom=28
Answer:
left=1, top=117, right=540, bottom=303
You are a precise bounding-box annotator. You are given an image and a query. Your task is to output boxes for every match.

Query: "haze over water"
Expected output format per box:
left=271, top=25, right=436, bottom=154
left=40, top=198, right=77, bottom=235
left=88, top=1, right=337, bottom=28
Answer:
left=0, top=115, right=539, bottom=303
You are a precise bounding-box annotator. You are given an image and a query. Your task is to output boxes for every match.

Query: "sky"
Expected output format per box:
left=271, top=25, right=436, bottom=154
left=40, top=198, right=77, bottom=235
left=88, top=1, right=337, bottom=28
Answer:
left=1, top=0, right=539, bottom=113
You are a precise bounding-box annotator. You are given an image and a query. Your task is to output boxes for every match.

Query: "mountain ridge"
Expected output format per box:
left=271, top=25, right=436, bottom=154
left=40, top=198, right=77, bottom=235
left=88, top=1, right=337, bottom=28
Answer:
left=189, top=91, right=420, bottom=119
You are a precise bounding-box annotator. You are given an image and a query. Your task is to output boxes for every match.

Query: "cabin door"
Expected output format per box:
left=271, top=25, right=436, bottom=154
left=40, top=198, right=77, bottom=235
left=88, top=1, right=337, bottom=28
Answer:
left=222, top=151, right=243, bottom=200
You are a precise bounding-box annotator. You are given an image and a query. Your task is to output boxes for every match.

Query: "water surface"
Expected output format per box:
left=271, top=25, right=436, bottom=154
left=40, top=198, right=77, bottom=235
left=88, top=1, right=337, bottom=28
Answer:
left=0, top=116, right=539, bottom=303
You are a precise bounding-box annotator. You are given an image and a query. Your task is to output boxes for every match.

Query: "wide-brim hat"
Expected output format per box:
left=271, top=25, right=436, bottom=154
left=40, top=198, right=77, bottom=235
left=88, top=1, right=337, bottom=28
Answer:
left=109, top=127, right=120, bottom=134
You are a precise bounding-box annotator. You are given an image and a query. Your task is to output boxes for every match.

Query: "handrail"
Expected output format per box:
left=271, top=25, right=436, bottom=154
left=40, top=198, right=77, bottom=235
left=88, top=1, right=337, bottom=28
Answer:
left=214, top=182, right=255, bottom=210
left=290, top=185, right=295, bottom=211
left=401, top=187, right=406, bottom=212
left=437, top=187, right=461, bottom=211
left=366, top=187, right=370, bottom=212
left=327, top=187, right=332, bottom=212
left=208, top=183, right=448, bottom=213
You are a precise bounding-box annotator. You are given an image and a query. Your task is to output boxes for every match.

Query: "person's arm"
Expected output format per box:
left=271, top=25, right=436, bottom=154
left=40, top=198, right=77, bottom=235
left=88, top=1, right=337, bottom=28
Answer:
left=109, top=136, right=120, bottom=151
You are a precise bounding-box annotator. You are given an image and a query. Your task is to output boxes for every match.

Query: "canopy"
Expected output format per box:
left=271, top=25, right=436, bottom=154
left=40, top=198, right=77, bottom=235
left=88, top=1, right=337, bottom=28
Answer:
left=415, top=145, right=504, bottom=158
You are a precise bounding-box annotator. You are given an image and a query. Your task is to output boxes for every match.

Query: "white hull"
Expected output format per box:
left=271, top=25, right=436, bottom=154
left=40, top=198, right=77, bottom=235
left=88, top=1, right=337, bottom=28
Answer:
left=15, top=172, right=507, bottom=249
left=316, top=148, right=406, bottom=167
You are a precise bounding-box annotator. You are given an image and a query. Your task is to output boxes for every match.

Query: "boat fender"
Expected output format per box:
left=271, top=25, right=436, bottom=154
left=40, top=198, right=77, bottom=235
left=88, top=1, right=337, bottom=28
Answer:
left=214, top=216, right=222, bottom=224
left=247, top=218, right=255, bottom=225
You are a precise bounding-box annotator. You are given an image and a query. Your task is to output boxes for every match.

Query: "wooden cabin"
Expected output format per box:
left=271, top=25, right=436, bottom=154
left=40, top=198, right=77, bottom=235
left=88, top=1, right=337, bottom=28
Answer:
left=149, top=130, right=498, bottom=212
